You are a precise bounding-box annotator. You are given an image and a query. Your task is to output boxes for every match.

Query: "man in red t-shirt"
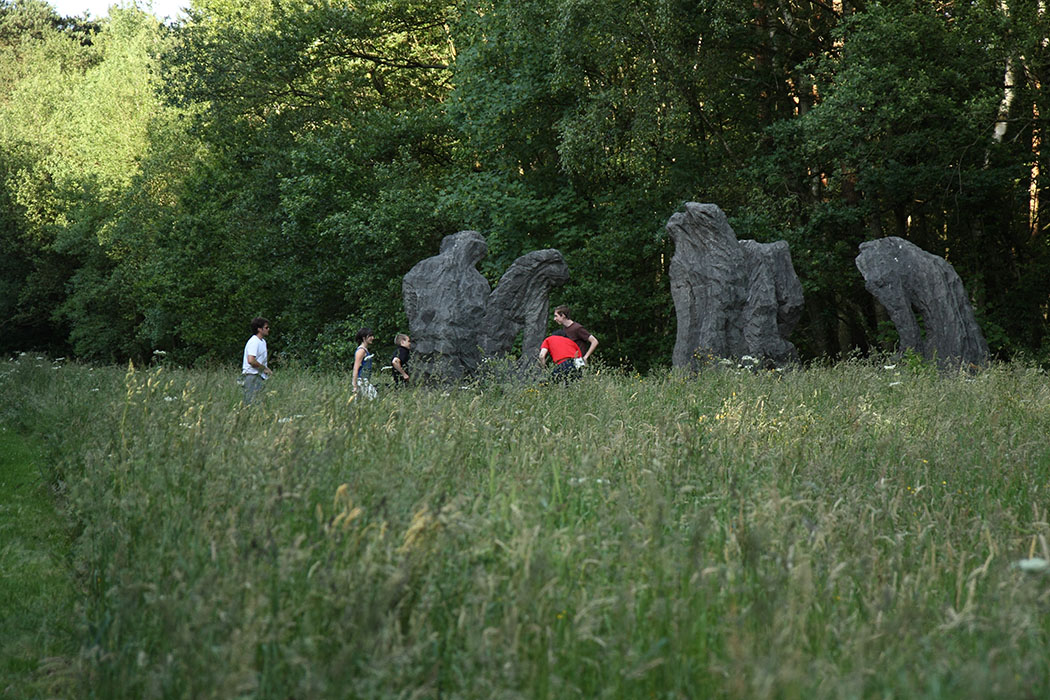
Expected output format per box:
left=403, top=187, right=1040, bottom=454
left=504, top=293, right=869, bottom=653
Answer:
left=539, top=332, right=582, bottom=381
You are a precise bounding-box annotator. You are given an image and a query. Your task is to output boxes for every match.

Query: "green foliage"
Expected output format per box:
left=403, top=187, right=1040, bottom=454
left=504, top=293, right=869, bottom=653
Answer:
left=6, top=356, right=1050, bottom=696
left=746, top=0, right=1050, bottom=357
left=3, top=0, right=1050, bottom=370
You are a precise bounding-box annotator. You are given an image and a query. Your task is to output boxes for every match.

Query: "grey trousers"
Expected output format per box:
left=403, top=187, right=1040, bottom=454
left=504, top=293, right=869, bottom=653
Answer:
left=242, top=373, right=265, bottom=404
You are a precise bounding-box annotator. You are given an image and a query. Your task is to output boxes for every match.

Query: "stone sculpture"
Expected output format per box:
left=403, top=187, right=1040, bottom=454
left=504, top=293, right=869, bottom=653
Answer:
left=481, top=249, right=570, bottom=369
left=855, top=236, right=989, bottom=367
left=668, top=202, right=803, bottom=369
left=403, top=232, right=569, bottom=379
left=740, top=239, right=804, bottom=365
left=403, top=231, right=491, bottom=379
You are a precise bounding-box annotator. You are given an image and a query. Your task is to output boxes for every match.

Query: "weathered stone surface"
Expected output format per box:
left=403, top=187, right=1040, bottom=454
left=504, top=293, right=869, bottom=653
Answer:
left=855, top=236, right=989, bottom=367
left=481, top=249, right=570, bottom=368
left=403, top=231, right=490, bottom=379
left=668, top=203, right=803, bottom=368
left=668, top=203, right=748, bottom=367
left=403, top=233, right=570, bottom=380
left=740, top=239, right=804, bottom=365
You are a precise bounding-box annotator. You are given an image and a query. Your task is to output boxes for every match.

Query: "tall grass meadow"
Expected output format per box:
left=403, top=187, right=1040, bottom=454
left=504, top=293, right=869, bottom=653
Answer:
left=2, top=352, right=1049, bottom=698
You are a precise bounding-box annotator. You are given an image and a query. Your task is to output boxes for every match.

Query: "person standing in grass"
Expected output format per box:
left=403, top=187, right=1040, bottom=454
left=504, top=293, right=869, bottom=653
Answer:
left=553, top=305, right=598, bottom=365
left=352, top=328, right=377, bottom=400
left=391, top=333, right=412, bottom=387
left=241, top=317, right=271, bottom=405
left=539, top=330, right=583, bottom=382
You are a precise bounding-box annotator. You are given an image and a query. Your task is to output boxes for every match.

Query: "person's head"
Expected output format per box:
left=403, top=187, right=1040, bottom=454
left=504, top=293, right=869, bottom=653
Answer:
left=553, top=305, right=572, bottom=326
left=251, top=317, right=270, bottom=336
left=356, top=327, right=374, bottom=345
left=394, top=333, right=411, bottom=348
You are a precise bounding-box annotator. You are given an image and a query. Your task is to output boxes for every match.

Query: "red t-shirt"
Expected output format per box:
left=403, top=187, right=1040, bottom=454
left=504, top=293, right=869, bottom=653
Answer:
left=541, top=335, right=581, bottom=365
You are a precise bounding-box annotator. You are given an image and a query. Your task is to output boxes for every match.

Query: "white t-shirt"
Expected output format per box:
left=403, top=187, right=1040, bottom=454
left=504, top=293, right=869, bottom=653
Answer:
left=242, top=335, right=267, bottom=375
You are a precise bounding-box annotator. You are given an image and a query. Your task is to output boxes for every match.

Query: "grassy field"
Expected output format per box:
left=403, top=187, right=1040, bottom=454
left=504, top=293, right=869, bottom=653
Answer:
left=0, top=426, right=76, bottom=699
left=2, top=353, right=1049, bottom=698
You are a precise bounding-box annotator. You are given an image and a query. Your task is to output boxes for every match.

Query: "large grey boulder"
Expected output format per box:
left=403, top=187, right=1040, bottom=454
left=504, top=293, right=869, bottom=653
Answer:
left=740, top=239, right=804, bottom=365
left=403, top=234, right=570, bottom=380
left=855, top=236, right=989, bottom=367
left=668, top=203, right=747, bottom=367
left=481, top=249, right=570, bottom=368
left=403, top=231, right=491, bottom=379
left=668, top=203, right=803, bottom=368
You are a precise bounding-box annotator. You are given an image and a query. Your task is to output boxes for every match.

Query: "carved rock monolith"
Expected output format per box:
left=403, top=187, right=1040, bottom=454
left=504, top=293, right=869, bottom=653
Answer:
left=740, top=239, right=804, bottom=365
left=481, top=249, right=570, bottom=370
left=403, top=233, right=570, bottom=380
left=668, top=203, right=803, bottom=369
left=668, top=203, right=748, bottom=367
left=403, top=231, right=491, bottom=379
left=855, top=236, right=989, bottom=367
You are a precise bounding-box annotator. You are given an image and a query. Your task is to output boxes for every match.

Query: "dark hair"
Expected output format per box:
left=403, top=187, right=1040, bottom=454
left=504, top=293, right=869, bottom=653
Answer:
left=355, top=327, right=374, bottom=344
left=554, top=305, right=571, bottom=318
left=551, top=329, right=567, bottom=337
left=251, top=317, right=270, bottom=334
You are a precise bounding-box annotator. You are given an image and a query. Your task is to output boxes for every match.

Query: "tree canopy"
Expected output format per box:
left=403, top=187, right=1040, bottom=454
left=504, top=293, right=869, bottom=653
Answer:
left=2, top=0, right=1049, bottom=370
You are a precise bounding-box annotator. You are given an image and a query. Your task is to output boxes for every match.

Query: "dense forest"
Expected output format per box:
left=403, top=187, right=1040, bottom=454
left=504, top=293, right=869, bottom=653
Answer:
left=2, top=0, right=1048, bottom=372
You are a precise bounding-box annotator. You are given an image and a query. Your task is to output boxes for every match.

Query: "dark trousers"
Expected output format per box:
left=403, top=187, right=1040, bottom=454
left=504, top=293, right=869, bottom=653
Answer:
left=551, top=360, right=582, bottom=382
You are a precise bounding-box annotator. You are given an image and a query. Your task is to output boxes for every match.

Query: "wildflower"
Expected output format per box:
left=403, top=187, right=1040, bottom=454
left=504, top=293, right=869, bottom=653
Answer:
left=883, top=365, right=897, bottom=370
left=153, top=349, right=167, bottom=356
left=889, top=381, right=903, bottom=387
left=1013, top=558, right=1049, bottom=573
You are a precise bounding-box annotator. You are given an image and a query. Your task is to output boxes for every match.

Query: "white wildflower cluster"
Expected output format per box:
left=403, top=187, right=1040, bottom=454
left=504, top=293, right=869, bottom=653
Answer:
left=883, top=363, right=904, bottom=387
left=1013, top=558, right=1049, bottom=573
left=718, top=354, right=763, bottom=372
left=568, top=477, right=609, bottom=486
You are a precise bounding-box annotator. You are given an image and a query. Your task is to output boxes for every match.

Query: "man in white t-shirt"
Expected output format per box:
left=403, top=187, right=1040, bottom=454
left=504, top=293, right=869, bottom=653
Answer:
left=241, top=317, right=271, bottom=404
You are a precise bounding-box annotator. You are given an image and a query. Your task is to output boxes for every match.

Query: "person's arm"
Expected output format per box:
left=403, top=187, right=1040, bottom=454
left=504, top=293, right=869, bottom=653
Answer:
left=247, top=354, right=270, bottom=375
left=538, top=347, right=549, bottom=366
left=582, top=335, right=598, bottom=362
left=352, top=347, right=364, bottom=391
left=392, top=356, right=409, bottom=380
